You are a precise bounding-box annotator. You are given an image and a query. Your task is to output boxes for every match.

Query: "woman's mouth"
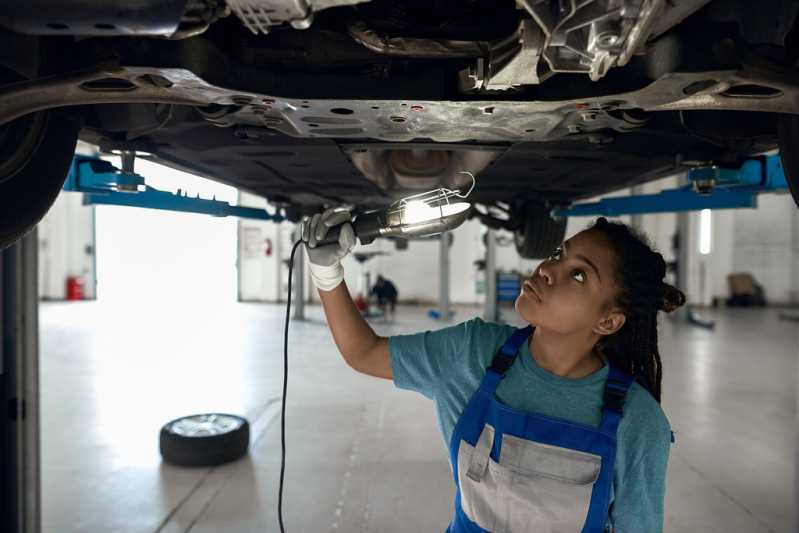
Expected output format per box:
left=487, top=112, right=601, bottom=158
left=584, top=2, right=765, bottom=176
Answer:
left=522, top=281, right=541, bottom=302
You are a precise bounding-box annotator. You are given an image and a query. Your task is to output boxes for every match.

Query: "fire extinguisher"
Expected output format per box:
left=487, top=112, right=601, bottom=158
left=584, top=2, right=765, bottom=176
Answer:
left=66, top=276, right=84, bottom=301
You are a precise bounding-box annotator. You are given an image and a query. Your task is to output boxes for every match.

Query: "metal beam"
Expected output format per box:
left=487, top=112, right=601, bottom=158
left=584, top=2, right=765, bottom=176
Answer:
left=64, top=155, right=284, bottom=222
left=439, top=233, right=451, bottom=322
left=292, top=227, right=305, bottom=321
left=556, top=186, right=758, bottom=217
left=630, top=185, right=644, bottom=231
left=1, top=231, right=41, bottom=533
left=483, top=229, right=497, bottom=322
left=556, top=154, right=789, bottom=218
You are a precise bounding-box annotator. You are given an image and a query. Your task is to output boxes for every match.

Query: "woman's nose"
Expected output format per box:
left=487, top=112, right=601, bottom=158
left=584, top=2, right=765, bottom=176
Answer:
left=537, top=265, right=553, bottom=285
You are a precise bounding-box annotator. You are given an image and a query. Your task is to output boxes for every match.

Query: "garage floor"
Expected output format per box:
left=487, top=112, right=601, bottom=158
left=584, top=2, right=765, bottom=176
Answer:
left=41, top=301, right=797, bottom=533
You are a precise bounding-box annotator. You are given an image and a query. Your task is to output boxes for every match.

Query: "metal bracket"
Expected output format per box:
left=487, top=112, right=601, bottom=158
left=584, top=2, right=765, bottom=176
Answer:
left=555, top=153, right=790, bottom=217
left=63, top=155, right=285, bottom=222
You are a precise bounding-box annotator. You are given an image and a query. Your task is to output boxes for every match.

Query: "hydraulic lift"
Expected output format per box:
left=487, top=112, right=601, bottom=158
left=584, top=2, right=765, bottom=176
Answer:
left=63, top=154, right=286, bottom=223
left=554, top=152, right=790, bottom=217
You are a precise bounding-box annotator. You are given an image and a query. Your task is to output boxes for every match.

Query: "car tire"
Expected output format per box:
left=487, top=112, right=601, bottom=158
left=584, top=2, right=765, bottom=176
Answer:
left=514, top=202, right=567, bottom=259
left=159, top=413, right=250, bottom=467
left=0, top=108, right=80, bottom=250
left=776, top=114, right=799, bottom=209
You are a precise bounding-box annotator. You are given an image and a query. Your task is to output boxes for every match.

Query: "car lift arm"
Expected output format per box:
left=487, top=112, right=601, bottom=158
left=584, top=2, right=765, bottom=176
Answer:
left=554, top=153, right=790, bottom=217
left=63, top=155, right=285, bottom=222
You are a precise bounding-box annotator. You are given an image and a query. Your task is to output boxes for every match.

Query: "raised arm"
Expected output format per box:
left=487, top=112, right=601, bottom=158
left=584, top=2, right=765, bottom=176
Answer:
left=302, top=208, right=391, bottom=379
left=317, top=282, right=391, bottom=379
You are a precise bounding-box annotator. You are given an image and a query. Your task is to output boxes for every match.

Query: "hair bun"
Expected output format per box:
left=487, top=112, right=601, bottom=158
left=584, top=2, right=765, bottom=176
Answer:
left=661, top=283, right=686, bottom=313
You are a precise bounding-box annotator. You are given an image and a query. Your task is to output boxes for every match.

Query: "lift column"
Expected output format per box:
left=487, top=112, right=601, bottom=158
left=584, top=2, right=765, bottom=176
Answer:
left=1, top=231, right=42, bottom=533
left=439, top=233, right=451, bottom=322
left=483, top=229, right=497, bottom=322
left=292, top=226, right=305, bottom=320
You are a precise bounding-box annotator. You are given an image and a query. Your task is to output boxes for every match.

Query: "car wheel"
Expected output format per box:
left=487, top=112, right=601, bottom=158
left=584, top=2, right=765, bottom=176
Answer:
left=159, top=413, right=250, bottom=467
left=776, top=114, right=799, bottom=209
left=514, top=202, right=567, bottom=259
left=0, top=107, right=80, bottom=249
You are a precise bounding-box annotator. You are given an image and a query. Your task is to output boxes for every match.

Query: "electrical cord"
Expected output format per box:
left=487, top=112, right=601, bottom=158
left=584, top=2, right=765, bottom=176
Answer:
left=279, top=239, right=304, bottom=533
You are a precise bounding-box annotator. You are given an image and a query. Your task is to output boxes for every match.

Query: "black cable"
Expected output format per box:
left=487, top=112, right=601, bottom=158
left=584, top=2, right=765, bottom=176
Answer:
left=279, top=239, right=303, bottom=533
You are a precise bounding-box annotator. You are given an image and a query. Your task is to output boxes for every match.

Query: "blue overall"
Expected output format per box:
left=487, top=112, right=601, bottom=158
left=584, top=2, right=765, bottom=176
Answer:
left=446, top=326, right=634, bottom=533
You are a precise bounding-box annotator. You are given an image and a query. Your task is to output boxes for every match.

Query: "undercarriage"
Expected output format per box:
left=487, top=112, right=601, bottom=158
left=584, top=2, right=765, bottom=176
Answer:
left=1, top=0, right=798, bottom=253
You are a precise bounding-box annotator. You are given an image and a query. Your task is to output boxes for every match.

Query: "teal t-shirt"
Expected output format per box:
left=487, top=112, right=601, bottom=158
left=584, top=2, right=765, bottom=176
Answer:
left=388, top=317, right=672, bottom=533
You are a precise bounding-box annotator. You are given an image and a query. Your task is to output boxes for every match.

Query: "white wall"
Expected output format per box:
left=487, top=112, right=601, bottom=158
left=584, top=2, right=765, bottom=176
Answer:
left=237, top=192, right=285, bottom=302
left=37, top=191, right=96, bottom=300
left=720, top=192, right=798, bottom=305
left=38, top=141, right=98, bottom=300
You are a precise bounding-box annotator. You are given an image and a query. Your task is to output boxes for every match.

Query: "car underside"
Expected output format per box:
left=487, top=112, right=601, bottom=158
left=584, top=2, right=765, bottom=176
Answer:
left=1, top=0, right=799, bottom=255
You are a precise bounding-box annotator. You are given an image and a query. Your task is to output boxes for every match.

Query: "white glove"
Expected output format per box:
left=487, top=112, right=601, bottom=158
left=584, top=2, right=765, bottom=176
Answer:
left=301, top=207, right=356, bottom=291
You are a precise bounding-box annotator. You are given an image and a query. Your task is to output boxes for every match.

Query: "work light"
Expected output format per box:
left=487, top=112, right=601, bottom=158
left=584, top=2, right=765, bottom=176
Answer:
left=317, top=185, right=473, bottom=246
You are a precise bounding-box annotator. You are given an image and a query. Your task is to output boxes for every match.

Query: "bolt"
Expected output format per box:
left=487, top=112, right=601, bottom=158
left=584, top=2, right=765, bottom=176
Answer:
left=587, top=134, right=613, bottom=145
left=693, top=179, right=716, bottom=195
left=595, top=32, right=619, bottom=48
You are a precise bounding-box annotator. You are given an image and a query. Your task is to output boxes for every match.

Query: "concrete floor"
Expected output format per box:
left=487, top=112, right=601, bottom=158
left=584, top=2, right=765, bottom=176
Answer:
left=41, top=301, right=798, bottom=533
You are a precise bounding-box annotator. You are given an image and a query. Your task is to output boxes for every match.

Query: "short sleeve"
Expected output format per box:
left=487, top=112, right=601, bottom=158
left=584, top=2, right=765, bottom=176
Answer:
left=611, top=385, right=673, bottom=532
left=388, top=319, right=478, bottom=399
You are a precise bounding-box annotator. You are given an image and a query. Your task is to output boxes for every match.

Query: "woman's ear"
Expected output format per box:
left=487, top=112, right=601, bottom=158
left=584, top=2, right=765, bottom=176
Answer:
left=594, top=311, right=626, bottom=336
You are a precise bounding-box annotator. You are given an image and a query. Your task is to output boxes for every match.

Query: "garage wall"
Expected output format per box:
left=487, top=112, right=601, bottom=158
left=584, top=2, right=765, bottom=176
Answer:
left=37, top=142, right=97, bottom=300
left=37, top=192, right=96, bottom=300
left=237, top=192, right=284, bottom=302
left=719, top=192, right=798, bottom=305
left=238, top=192, right=319, bottom=304
left=631, top=175, right=798, bottom=307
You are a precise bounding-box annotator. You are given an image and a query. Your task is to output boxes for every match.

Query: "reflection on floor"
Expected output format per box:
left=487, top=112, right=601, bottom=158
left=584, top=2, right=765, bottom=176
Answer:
left=41, top=302, right=797, bottom=532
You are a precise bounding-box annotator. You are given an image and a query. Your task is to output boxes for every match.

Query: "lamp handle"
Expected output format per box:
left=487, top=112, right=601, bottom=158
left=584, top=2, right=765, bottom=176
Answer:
left=314, top=213, right=382, bottom=247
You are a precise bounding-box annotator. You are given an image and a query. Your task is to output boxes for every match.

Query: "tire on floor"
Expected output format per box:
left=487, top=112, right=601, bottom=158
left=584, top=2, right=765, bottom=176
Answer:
left=159, top=413, right=250, bottom=467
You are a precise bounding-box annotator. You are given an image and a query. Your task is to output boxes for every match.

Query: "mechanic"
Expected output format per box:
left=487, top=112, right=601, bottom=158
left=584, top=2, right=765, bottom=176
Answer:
left=371, top=275, right=398, bottom=321
left=301, top=208, right=683, bottom=532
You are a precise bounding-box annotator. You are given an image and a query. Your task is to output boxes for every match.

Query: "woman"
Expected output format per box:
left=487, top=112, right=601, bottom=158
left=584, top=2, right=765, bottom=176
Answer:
left=302, top=208, right=684, bottom=532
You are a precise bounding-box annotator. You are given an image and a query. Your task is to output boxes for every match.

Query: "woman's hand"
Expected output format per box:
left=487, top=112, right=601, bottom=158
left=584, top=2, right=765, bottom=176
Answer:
left=301, top=207, right=356, bottom=291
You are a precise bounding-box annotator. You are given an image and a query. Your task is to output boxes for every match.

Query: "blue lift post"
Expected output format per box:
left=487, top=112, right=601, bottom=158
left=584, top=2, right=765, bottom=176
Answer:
left=63, top=155, right=286, bottom=222
left=554, top=153, right=789, bottom=218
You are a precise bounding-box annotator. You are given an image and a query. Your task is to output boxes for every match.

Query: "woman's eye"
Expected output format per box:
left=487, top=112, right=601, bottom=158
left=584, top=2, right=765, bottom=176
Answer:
left=571, top=269, right=586, bottom=283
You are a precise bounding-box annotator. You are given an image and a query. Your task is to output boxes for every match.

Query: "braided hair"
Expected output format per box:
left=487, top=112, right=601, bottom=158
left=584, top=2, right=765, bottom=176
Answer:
left=590, top=217, right=686, bottom=403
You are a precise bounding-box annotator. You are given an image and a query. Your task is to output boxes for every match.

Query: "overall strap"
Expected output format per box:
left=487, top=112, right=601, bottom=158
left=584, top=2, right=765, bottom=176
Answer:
left=485, top=325, right=534, bottom=383
left=598, top=364, right=635, bottom=436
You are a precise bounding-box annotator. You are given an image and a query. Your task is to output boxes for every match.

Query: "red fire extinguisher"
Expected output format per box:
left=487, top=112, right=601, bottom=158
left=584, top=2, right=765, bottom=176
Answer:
left=66, top=276, right=84, bottom=301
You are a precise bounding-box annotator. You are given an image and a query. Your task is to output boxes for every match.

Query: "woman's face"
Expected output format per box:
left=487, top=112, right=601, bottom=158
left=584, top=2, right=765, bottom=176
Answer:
left=515, top=229, right=622, bottom=336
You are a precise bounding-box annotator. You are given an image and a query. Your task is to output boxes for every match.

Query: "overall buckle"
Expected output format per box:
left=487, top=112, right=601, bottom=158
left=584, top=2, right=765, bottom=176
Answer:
left=487, top=351, right=515, bottom=375
left=602, top=382, right=627, bottom=414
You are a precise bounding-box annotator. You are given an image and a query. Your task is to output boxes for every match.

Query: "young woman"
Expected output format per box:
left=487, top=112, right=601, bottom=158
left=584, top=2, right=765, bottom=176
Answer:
left=302, top=208, right=685, bottom=532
